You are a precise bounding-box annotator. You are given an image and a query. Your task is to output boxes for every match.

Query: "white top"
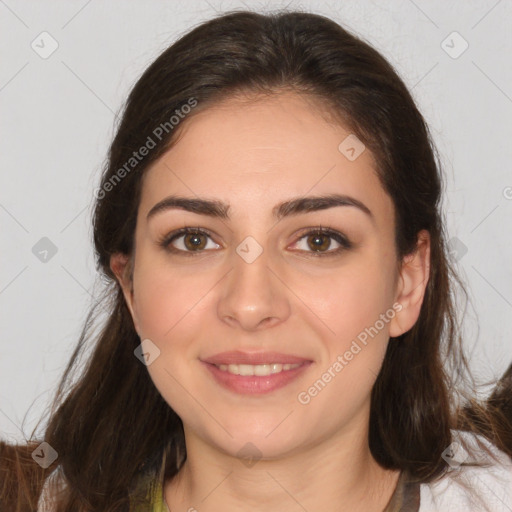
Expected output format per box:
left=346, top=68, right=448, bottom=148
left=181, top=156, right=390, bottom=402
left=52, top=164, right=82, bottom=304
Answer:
left=418, top=431, right=512, bottom=511
left=37, top=430, right=512, bottom=511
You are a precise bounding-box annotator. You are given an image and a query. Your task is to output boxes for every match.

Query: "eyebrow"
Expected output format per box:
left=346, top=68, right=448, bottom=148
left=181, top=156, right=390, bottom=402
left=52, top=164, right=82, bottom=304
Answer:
left=146, top=193, right=374, bottom=223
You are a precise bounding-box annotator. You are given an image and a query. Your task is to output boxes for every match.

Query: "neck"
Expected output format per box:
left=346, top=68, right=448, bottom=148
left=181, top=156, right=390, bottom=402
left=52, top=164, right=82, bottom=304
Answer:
left=164, top=417, right=400, bottom=512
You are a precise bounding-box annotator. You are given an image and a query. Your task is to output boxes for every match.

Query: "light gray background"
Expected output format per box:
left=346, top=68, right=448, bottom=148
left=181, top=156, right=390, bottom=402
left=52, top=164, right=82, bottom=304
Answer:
left=1, top=0, right=511, bottom=443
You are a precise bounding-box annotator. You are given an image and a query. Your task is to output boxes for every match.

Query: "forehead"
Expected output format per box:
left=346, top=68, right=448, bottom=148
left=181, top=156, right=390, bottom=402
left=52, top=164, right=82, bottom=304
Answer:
left=139, top=91, right=394, bottom=228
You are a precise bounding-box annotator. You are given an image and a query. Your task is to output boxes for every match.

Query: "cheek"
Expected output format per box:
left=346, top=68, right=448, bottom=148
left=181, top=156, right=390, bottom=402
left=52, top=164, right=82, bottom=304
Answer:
left=297, top=271, right=394, bottom=425
left=132, top=265, right=212, bottom=416
left=301, top=257, right=396, bottom=406
left=132, top=261, right=212, bottom=342
left=303, top=260, right=394, bottom=342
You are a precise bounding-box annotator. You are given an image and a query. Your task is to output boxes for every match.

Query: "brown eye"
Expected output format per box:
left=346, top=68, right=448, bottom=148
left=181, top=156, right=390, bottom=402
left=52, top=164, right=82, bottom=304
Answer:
left=160, top=228, right=220, bottom=255
left=292, top=228, right=352, bottom=256
left=306, top=233, right=331, bottom=252
left=182, top=232, right=207, bottom=251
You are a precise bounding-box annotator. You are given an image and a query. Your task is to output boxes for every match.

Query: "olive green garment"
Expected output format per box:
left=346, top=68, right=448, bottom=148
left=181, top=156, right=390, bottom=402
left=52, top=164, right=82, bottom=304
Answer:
left=129, top=470, right=167, bottom=512
left=129, top=449, right=169, bottom=512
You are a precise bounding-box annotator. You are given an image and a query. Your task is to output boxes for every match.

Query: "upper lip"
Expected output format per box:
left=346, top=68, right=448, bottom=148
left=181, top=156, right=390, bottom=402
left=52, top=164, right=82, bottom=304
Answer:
left=202, top=351, right=312, bottom=365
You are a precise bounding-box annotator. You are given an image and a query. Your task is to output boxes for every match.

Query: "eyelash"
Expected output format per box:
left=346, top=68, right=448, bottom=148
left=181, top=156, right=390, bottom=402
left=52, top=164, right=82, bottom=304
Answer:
left=157, top=226, right=352, bottom=258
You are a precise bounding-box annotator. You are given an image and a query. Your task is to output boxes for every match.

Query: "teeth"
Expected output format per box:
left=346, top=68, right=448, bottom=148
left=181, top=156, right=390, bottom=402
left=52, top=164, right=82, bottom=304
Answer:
left=216, top=363, right=302, bottom=376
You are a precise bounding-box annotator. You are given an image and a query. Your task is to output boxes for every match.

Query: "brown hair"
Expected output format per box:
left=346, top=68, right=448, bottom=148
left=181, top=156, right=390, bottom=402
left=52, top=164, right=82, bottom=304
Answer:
left=1, top=9, right=511, bottom=512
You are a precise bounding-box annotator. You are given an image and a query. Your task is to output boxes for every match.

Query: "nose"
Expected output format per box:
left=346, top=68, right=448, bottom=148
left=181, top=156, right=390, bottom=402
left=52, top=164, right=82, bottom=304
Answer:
left=217, top=244, right=291, bottom=331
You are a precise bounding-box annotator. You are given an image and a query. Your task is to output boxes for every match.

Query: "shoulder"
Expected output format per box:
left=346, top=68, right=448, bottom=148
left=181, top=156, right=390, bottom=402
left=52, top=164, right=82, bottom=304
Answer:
left=37, top=464, right=166, bottom=512
left=419, top=430, right=512, bottom=512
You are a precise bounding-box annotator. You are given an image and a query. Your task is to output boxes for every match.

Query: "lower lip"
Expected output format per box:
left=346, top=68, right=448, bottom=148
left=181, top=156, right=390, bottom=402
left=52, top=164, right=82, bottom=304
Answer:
left=201, top=361, right=312, bottom=395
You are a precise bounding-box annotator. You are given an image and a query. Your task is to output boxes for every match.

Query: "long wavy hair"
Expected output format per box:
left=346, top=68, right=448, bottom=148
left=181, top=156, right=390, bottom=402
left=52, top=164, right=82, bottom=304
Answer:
left=1, top=9, right=511, bottom=512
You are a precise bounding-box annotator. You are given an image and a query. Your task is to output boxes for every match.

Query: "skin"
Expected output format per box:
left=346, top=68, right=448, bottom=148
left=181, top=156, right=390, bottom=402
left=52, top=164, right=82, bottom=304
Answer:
left=111, top=90, right=430, bottom=512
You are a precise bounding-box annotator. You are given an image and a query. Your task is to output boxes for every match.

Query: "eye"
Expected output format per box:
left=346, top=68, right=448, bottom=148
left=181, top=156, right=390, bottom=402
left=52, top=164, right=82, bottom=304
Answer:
left=158, top=226, right=352, bottom=257
left=290, top=227, right=352, bottom=256
left=159, top=227, right=220, bottom=256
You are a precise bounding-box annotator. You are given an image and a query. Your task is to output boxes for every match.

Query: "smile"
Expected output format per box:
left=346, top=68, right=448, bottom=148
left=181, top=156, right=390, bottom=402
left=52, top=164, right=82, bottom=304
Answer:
left=215, top=362, right=302, bottom=376
left=202, top=360, right=312, bottom=394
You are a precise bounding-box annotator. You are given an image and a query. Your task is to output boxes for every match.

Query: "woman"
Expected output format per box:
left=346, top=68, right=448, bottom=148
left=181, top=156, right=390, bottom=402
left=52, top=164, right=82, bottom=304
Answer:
left=1, top=9, right=511, bottom=512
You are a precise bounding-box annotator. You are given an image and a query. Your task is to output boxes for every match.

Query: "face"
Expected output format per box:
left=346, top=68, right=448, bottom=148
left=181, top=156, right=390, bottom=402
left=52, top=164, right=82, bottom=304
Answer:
left=111, top=91, right=429, bottom=461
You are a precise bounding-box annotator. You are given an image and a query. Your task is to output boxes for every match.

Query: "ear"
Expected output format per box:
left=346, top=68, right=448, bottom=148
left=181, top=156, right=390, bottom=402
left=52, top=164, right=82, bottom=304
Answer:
left=110, top=252, right=140, bottom=335
left=389, top=230, right=431, bottom=338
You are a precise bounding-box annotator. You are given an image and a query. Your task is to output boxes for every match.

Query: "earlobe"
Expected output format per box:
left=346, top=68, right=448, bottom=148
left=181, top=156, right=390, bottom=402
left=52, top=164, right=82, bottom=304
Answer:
left=389, top=230, right=431, bottom=338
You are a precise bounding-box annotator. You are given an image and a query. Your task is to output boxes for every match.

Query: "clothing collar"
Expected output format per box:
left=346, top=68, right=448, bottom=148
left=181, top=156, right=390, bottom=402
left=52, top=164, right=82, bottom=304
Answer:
left=384, top=470, right=421, bottom=512
left=130, top=452, right=421, bottom=512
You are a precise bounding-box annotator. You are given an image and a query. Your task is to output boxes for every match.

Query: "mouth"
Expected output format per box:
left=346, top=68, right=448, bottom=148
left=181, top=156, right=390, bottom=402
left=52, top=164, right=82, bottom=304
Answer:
left=200, top=352, right=313, bottom=394
left=214, top=362, right=303, bottom=376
